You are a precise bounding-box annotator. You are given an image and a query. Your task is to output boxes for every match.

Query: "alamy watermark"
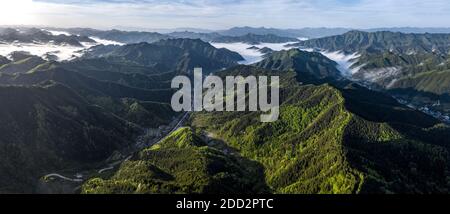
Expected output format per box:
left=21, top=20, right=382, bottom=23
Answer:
left=171, top=68, right=280, bottom=122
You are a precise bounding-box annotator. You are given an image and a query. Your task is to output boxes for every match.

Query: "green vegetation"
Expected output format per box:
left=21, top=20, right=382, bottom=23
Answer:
left=0, top=83, right=140, bottom=193
left=2, top=31, right=450, bottom=195
left=0, top=38, right=247, bottom=193
left=0, top=55, right=10, bottom=67
left=298, top=30, right=450, bottom=54
left=352, top=52, right=447, bottom=71
left=294, top=30, right=450, bottom=119
left=389, top=69, right=450, bottom=95
left=254, top=49, right=342, bottom=81
left=82, top=127, right=269, bottom=194
left=0, top=55, right=46, bottom=74
left=0, top=65, right=177, bottom=127
left=190, top=65, right=450, bottom=194
left=84, top=38, right=244, bottom=74
left=61, top=60, right=172, bottom=90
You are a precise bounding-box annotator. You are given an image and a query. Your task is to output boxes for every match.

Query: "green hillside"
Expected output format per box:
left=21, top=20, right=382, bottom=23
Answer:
left=80, top=64, right=450, bottom=194
left=0, top=66, right=176, bottom=127
left=60, top=60, right=173, bottom=90
left=0, top=55, right=10, bottom=67
left=0, top=55, right=46, bottom=74
left=389, top=69, right=450, bottom=95
left=352, top=52, right=448, bottom=71
left=0, top=83, right=140, bottom=193
left=83, top=38, right=244, bottom=74
left=1, top=29, right=450, bottom=195
left=290, top=31, right=450, bottom=119
left=254, top=49, right=343, bottom=82
left=190, top=66, right=450, bottom=194
left=62, top=58, right=170, bottom=76
left=82, top=127, right=269, bottom=194
left=297, top=30, right=450, bottom=54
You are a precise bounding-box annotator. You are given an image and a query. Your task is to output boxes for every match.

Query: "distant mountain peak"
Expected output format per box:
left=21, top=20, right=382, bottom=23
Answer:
left=254, top=48, right=343, bottom=81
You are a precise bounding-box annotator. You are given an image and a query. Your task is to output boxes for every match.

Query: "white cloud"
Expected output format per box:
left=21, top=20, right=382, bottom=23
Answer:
left=211, top=41, right=297, bottom=64
left=1, top=0, right=449, bottom=29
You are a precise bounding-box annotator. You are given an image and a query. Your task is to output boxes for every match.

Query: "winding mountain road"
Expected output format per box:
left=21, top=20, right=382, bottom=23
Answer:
left=44, top=173, right=83, bottom=183
left=43, top=112, right=190, bottom=182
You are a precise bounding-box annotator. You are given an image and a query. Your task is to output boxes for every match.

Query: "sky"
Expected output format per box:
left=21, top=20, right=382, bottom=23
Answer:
left=1, top=0, right=450, bottom=30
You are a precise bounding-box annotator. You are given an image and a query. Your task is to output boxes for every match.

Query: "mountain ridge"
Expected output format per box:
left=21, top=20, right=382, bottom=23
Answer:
left=0, top=82, right=141, bottom=193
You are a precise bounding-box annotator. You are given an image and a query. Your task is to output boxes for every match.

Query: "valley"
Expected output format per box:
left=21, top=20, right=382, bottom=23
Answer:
left=39, top=111, right=190, bottom=194
left=1, top=26, right=450, bottom=194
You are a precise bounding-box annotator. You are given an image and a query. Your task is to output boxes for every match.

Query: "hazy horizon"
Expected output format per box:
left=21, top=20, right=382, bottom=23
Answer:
left=1, top=0, right=450, bottom=30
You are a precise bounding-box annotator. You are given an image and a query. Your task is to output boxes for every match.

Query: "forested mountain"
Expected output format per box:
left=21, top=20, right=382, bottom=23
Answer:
left=0, top=63, right=174, bottom=193
left=82, top=127, right=269, bottom=194
left=0, top=60, right=178, bottom=128
left=0, top=53, right=46, bottom=74
left=83, top=38, right=244, bottom=74
left=0, top=28, right=95, bottom=46
left=190, top=65, right=450, bottom=194
left=294, top=30, right=450, bottom=75
left=0, top=37, right=250, bottom=193
left=61, top=59, right=173, bottom=90
left=154, top=38, right=244, bottom=64
left=0, top=56, right=11, bottom=66
left=291, top=31, right=450, bottom=117
left=62, top=57, right=173, bottom=77
left=296, top=30, right=450, bottom=54
left=1, top=27, right=450, bottom=195
left=0, top=83, right=140, bottom=193
left=254, top=49, right=343, bottom=81
left=84, top=63, right=450, bottom=194
left=389, top=70, right=450, bottom=95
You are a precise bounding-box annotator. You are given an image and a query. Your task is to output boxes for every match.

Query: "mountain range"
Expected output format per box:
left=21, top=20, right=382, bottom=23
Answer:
left=82, top=127, right=269, bottom=194
left=82, top=54, right=450, bottom=193
left=1, top=27, right=450, bottom=194
left=255, top=49, right=343, bottom=81
left=211, top=33, right=298, bottom=45
left=188, top=64, right=450, bottom=193
left=0, top=28, right=95, bottom=46
left=292, top=30, right=450, bottom=118
left=0, top=38, right=247, bottom=193
left=219, top=27, right=450, bottom=38
left=0, top=82, right=141, bottom=193
left=217, top=27, right=351, bottom=38
left=59, top=28, right=170, bottom=44
left=295, top=30, right=450, bottom=54
left=54, top=28, right=301, bottom=45
left=82, top=38, right=244, bottom=74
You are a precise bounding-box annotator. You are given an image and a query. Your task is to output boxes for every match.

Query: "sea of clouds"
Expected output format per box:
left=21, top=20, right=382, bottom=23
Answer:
left=0, top=30, right=123, bottom=61
left=210, top=41, right=298, bottom=64
left=210, top=37, right=362, bottom=78
left=1, top=31, right=362, bottom=79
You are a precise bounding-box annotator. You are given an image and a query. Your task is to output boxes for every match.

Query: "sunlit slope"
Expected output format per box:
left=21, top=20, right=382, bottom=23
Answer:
left=82, top=127, right=269, bottom=194
left=191, top=66, right=450, bottom=194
